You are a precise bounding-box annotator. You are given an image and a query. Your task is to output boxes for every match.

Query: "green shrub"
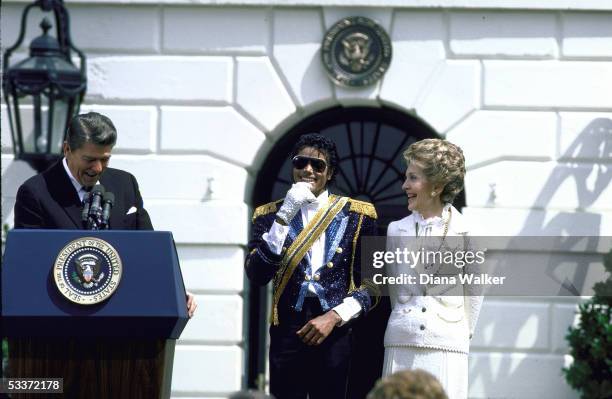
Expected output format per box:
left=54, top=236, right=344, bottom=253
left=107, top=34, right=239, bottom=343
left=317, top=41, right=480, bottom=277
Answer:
left=563, top=250, right=612, bottom=399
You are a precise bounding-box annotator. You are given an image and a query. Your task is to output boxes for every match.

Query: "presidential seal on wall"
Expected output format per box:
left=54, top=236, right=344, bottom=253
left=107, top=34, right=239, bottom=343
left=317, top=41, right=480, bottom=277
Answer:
left=53, top=237, right=122, bottom=305
left=321, top=16, right=392, bottom=88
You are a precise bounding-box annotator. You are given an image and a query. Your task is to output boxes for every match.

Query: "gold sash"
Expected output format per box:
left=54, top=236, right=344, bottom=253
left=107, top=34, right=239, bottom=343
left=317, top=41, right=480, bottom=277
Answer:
left=271, top=194, right=349, bottom=325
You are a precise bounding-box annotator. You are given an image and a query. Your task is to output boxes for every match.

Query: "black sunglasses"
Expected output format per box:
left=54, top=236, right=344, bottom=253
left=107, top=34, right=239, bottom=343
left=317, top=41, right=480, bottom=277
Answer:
left=292, top=156, right=327, bottom=173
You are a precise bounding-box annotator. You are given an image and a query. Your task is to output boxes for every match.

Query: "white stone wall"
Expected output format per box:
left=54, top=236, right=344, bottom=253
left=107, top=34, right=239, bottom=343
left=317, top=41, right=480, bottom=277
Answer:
left=2, top=2, right=611, bottom=398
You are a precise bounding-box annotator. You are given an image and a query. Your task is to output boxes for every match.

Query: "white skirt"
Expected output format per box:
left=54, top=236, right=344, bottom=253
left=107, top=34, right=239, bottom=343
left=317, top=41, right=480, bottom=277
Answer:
left=382, top=346, right=468, bottom=399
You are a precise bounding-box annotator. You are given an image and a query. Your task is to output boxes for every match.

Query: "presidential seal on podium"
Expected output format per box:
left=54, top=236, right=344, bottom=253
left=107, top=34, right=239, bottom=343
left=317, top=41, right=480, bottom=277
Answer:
left=53, top=237, right=122, bottom=305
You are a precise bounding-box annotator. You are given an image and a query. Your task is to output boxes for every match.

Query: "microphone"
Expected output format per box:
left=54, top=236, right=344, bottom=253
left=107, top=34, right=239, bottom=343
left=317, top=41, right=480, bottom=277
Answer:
left=81, top=192, right=91, bottom=223
left=89, top=185, right=105, bottom=221
left=84, top=185, right=105, bottom=230
left=101, top=192, right=115, bottom=229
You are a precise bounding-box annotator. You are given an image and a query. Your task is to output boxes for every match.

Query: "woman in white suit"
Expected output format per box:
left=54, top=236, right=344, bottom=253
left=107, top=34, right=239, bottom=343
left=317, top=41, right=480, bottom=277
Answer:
left=383, top=139, right=483, bottom=399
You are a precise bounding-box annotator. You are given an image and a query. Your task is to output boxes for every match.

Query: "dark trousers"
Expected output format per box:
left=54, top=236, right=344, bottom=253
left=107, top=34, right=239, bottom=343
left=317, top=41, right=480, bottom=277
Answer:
left=269, top=298, right=352, bottom=399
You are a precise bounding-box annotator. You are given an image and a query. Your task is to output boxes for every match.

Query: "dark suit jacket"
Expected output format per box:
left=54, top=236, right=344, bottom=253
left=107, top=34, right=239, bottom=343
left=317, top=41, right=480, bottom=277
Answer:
left=245, top=196, right=379, bottom=325
left=14, top=160, right=153, bottom=230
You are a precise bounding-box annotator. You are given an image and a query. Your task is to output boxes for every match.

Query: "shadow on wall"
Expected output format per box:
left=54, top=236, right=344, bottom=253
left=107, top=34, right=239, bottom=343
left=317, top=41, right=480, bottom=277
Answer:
left=469, top=118, right=612, bottom=399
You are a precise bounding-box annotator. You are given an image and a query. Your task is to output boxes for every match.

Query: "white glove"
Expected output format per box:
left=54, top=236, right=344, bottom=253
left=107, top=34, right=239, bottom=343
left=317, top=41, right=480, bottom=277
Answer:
left=276, top=182, right=316, bottom=224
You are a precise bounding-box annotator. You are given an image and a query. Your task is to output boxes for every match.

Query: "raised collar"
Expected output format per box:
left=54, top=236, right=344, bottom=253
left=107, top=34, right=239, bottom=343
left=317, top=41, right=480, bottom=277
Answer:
left=396, top=204, right=469, bottom=235
left=412, top=203, right=452, bottom=228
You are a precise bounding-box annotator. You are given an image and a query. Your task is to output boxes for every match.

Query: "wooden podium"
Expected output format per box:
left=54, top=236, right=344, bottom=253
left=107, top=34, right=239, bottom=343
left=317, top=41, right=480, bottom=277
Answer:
left=1, top=230, right=189, bottom=398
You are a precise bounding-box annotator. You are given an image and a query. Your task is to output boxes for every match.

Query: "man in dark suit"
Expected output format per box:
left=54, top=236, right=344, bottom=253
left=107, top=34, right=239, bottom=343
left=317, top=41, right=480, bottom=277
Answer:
left=245, top=133, right=379, bottom=399
left=14, top=112, right=151, bottom=231
left=13, top=111, right=196, bottom=316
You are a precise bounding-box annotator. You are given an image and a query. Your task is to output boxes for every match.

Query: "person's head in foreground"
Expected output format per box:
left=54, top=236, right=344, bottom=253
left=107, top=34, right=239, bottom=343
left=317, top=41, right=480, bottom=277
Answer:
left=367, top=369, right=449, bottom=399
left=228, top=389, right=275, bottom=399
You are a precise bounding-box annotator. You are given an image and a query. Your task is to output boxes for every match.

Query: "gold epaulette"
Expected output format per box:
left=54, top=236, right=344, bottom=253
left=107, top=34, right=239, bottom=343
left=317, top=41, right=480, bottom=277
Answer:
left=251, top=199, right=282, bottom=222
left=349, top=199, right=377, bottom=219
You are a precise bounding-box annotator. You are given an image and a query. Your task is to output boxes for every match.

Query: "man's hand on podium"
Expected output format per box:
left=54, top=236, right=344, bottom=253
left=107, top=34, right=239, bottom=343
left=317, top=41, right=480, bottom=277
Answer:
left=186, top=292, right=197, bottom=318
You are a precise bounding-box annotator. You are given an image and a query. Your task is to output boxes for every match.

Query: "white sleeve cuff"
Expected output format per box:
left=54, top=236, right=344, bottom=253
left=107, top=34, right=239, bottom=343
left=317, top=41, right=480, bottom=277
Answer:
left=333, top=297, right=362, bottom=326
left=262, top=221, right=290, bottom=255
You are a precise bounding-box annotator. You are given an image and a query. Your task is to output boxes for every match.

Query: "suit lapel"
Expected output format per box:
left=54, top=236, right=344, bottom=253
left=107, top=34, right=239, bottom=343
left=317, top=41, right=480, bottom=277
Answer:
left=100, top=173, right=122, bottom=229
left=324, top=209, right=348, bottom=264
left=64, top=200, right=84, bottom=229
left=46, top=161, right=83, bottom=229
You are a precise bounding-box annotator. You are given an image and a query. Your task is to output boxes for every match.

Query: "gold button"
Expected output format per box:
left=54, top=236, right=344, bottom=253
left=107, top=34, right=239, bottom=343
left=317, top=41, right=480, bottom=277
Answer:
left=305, top=275, right=311, bottom=281
left=327, top=261, right=334, bottom=269
left=314, top=274, right=320, bottom=281
left=281, top=246, right=287, bottom=254
left=335, top=247, right=343, bottom=254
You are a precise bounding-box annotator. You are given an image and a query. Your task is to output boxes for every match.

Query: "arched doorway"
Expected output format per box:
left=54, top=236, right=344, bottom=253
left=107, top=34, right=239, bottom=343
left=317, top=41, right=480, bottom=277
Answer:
left=246, top=105, right=465, bottom=390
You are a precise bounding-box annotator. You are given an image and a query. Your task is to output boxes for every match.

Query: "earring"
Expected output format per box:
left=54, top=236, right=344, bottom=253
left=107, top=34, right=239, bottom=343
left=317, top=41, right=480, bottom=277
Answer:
left=431, top=191, right=436, bottom=197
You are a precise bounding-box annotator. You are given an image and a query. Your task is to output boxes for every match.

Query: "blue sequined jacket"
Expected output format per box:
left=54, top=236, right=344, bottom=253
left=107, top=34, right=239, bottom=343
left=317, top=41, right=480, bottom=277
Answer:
left=245, top=196, right=379, bottom=325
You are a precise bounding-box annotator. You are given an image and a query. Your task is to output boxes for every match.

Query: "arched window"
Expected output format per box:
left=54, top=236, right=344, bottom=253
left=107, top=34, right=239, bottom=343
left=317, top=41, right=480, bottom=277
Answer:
left=246, top=105, right=465, bottom=388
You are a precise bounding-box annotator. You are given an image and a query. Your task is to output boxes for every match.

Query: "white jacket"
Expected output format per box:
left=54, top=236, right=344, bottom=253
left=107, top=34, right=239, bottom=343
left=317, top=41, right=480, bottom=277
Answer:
left=383, top=204, right=483, bottom=354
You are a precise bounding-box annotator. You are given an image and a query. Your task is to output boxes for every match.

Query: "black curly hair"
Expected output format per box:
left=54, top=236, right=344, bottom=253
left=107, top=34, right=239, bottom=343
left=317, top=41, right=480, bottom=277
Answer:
left=290, top=133, right=339, bottom=183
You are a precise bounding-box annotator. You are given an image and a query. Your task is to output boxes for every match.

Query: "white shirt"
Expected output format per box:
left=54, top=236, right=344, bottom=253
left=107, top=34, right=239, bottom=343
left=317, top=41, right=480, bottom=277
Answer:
left=62, top=157, right=99, bottom=203
left=262, top=190, right=361, bottom=324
